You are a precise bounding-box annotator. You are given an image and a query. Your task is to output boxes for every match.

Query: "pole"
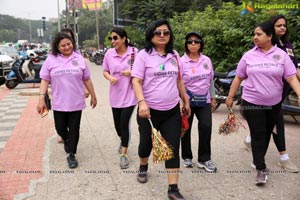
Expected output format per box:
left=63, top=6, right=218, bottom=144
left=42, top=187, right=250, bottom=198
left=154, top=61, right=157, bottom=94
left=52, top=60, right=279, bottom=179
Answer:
left=57, top=0, right=61, bottom=31
left=95, top=0, right=100, bottom=50
left=66, top=0, right=69, bottom=27
left=28, top=18, right=32, bottom=42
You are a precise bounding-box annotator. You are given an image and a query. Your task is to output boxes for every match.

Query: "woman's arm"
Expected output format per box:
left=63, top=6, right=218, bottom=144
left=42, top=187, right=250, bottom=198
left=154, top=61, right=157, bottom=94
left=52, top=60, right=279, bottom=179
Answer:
left=84, top=78, right=97, bottom=108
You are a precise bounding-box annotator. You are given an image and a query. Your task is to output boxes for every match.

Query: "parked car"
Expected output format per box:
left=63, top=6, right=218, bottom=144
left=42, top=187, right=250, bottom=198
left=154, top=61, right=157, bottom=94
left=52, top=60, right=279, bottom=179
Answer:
left=0, top=45, right=19, bottom=60
left=0, top=55, right=14, bottom=85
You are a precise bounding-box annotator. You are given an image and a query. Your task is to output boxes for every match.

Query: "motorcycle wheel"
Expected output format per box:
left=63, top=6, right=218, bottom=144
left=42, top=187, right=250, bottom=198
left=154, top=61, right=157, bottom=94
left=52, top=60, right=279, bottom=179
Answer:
left=213, top=84, right=222, bottom=112
left=5, top=79, right=19, bottom=89
left=0, top=77, right=5, bottom=86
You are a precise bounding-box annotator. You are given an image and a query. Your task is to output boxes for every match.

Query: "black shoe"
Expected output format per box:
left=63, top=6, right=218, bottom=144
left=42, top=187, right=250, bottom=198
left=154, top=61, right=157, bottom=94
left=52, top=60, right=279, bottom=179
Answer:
left=137, top=171, right=147, bottom=183
left=67, top=154, right=78, bottom=168
left=168, top=189, right=185, bottom=200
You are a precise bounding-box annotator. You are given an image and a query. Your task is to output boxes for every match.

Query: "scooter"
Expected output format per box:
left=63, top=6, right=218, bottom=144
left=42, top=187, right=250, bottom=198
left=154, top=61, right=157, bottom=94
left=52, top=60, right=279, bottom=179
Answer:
left=213, top=65, right=241, bottom=111
left=5, top=58, right=43, bottom=89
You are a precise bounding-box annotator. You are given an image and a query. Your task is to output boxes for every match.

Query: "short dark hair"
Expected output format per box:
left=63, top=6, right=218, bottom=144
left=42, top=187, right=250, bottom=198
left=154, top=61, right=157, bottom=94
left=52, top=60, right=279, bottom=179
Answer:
left=184, top=32, right=204, bottom=54
left=144, top=19, right=174, bottom=54
left=255, top=21, right=278, bottom=45
left=269, top=14, right=289, bottom=43
left=51, top=32, right=76, bottom=56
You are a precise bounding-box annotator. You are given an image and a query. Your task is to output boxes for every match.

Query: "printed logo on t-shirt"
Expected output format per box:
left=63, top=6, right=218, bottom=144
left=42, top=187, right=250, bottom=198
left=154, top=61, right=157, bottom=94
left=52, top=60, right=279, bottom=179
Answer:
left=203, top=63, right=209, bottom=70
left=170, top=58, right=177, bottom=67
left=72, top=60, right=79, bottom=66
left=159, top=64, right=165, bottom=71
left=272, top=54, right=281, bottom=61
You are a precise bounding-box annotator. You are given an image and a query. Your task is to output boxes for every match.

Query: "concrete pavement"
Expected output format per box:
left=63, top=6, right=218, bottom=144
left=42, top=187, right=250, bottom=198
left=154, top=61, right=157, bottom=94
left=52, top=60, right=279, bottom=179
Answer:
left=0, top=60, right=299, bottom=200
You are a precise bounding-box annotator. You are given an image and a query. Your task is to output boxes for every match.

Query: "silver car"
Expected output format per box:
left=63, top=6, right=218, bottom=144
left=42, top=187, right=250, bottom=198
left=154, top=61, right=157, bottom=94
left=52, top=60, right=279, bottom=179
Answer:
left=0, top=45, right=19, bottom=60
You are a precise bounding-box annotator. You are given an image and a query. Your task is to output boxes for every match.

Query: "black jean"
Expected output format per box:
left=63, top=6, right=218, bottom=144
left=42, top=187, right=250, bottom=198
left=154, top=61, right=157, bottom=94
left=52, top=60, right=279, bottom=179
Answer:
left=181, top=104, right=212, bottom=162
left=137, top=104, right=181, bottom=169
left=112, top=106, right=135, bottom=148
left=53, top=110, right=82, bottom=154
left=242, top=100, right=281, bottom=170
left=272, top=109, right=286, bottom=152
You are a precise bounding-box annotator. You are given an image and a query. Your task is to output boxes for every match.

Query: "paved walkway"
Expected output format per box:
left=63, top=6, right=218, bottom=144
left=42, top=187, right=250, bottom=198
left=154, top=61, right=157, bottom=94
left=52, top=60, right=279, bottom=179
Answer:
left=0, top=61, right=299, bottom=200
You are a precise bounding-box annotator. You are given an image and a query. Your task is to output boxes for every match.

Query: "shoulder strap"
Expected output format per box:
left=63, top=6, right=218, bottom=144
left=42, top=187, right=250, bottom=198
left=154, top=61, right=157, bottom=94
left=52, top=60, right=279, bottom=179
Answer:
left=174, top=55, right=181, bottom=80
left=130, top=47, right=135, bottom=69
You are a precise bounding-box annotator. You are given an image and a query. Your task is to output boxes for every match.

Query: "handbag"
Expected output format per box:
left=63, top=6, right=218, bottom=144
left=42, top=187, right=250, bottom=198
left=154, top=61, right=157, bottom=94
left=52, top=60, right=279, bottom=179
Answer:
left=180, top=115, right=189, bottom=138
left=186, top=90, right=208, bottom=107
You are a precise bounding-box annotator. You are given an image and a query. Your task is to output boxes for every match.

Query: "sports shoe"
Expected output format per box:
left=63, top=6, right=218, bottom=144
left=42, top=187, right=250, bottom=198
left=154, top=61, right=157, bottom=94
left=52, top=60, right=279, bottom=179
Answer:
left=118, top=143, right=122, bottom=154
left=255, top=169, right=268, bottom=185
left=120, top=154, right=129, bottom=169
left=197, top=160, right=217, bottom=172
left=67, top=154, right=78, bottom=169
left=137, top=165, right=148, bottom=183
left=168, top=189, right=185, bottom=200
left=183, top=159, right=193, bottom=168
left=278, top=159, right=299, bottom=173
left=241, top=140, right=251, bottom=152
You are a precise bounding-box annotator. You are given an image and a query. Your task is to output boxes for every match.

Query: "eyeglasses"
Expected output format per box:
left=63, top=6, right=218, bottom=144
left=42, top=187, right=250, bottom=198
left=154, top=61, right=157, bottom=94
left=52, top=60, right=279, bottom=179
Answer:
left=108, top=36, right=119, bottom=41
left=153, top=30, right=170, bottom=37
left=186, top=39, right=201, bottom=44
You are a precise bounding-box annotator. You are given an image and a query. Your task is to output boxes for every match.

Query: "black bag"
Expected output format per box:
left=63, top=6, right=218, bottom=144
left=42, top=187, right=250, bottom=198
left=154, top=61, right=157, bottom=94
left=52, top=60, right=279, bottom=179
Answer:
left=45, top=92, right=51, bottom=111
left=187, top=90, right=208, bottom=107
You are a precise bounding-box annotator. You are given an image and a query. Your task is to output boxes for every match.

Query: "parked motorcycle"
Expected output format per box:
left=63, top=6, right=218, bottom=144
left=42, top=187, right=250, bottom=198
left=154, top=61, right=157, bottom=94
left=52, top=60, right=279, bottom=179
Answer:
left=5, top=58, right=43, bottom=89
left=213, top=65, right=241, bottom=111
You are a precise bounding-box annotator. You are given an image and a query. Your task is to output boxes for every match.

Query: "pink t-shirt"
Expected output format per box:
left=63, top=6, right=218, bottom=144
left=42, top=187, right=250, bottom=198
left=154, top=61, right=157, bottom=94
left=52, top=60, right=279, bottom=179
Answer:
left=236, top=45, right=296, bottom=106
left=103, top=47, right=138, bottom=108
left=40, top=51, right=90, bottom=111
left=181, top=53, right=214, bottom=103
left=131, top=48, right=181, bottom=110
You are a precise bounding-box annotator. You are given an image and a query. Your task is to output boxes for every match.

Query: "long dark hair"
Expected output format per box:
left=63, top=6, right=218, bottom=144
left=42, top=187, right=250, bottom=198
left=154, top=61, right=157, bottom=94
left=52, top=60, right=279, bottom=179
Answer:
left=51, top=32, right=75, bottom=56
left=269, top=14, right=289, bottom=44
left=144, top=19, right=174, bottom=55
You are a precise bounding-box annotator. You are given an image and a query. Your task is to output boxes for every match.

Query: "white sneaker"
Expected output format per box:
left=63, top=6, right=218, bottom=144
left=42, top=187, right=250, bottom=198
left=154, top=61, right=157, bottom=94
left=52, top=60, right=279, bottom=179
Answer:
left=278, top=159, right=299, bottom=173
left=183, top=159, right=193, bottom=168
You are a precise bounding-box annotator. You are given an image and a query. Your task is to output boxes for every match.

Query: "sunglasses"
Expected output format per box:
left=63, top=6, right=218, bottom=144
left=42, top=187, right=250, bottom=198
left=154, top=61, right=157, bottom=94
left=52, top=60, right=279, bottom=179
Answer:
left=153, top=30, right=171, bottom=36
left=108, top=36, right=119, bottom=41
left=186, top=39, right=201, bottom=44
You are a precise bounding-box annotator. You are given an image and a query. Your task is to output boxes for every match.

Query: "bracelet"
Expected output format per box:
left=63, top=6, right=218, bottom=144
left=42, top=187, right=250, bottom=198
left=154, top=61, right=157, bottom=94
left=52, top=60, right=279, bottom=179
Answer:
left=137, top=99, right=145, bottom=104
left=39, top=94, right=46, bottom=96
left=227, top=96, right=233, bottom=99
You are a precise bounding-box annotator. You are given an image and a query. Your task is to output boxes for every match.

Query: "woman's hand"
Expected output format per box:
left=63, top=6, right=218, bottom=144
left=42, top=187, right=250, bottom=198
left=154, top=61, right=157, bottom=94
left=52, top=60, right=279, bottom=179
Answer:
left=36, top=95, right=46, bottom=115
left=121, top=70, right=131, bottom=77
left=109, top=76, right=118, bottom=85
left=225, top=96, right=234, bottom=109
left=211, top=98, right=217, bottom=112
left=138, top=101, right=150, bottom=118
left=90, top=96, right=97, bottom=108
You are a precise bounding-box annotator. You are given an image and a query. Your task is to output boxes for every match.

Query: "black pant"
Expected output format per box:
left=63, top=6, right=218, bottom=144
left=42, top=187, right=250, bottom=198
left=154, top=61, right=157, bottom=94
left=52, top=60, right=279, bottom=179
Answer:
left=53, top=110, right=82, bottom=154
left=272, top=109, right=286, bottom=152
left=112, top=106, right=135, bottom=148
left=242, top=100, right=281, bottom=170
left=181, top=105, right=212, bottom=162
left=137, top=104, right=181, bottom=169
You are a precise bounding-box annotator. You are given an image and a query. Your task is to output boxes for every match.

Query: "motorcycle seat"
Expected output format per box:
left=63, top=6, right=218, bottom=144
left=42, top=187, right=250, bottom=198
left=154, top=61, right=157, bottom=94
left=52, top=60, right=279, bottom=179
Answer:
left=214, top=72, right=228, bottom=78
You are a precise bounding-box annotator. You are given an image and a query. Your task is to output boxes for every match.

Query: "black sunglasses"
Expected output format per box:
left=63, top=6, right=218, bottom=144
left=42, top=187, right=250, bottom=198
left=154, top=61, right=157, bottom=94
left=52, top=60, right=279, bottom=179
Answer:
left=153, top=30, right=171, bottom=36
left=108, top=36, right=119, bottom=41
left=186, top=39, right=201, bottom=44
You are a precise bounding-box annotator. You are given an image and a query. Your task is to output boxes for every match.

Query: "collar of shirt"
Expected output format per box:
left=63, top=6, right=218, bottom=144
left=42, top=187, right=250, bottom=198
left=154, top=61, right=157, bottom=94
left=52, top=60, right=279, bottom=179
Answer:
left=58, top=51, right=80, bottom=60
left=182, top=52, right=204, bottom=63
left=112, top=47, right=131, bottom=58
left=253, top=44, right=277, bottom=55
